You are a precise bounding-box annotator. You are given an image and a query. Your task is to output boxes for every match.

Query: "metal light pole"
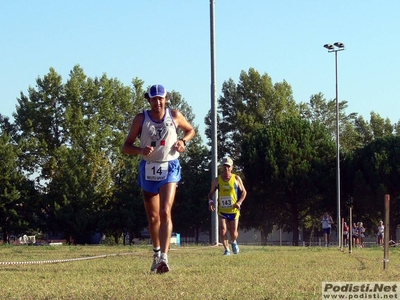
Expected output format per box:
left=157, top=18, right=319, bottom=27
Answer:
left=210, top=0, right=219, bottom=245
left=323, top=42, right=345, bottom=248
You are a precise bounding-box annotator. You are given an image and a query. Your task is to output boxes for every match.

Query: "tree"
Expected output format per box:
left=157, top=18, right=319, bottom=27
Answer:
left=13, top=65, right=140, bottom=243
left=14, top=67, right=66, bottom=185
left=205, top=68, right=299, bottom=168
left=241, top=118, right=336, bottom=245
left=344, top=136, right=400, bottom=240
left=103, top=78, right=149, bottom=244
left=0, top=130, right=38, bottom=242
left=353, top=112, right=395, bottom=145
left=394, top=121, right=400, bottom=136
left=299, top=92, right=359, bottom=152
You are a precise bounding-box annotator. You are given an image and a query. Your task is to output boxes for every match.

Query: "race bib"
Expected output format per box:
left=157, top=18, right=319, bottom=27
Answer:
left=220, top=196, right=233, bottom=208
left=145, top=161, right=168, bottom=181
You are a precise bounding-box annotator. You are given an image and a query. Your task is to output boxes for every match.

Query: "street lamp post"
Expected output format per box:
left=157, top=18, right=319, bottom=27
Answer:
left=323, top=42, right=345, bottom=248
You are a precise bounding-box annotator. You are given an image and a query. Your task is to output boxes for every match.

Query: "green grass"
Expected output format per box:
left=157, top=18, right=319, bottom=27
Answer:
left=0, top=244, right=399, bottom=299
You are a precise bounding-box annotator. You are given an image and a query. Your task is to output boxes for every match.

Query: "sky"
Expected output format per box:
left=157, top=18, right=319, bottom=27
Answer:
left=1, top=1, right=400, bottom=142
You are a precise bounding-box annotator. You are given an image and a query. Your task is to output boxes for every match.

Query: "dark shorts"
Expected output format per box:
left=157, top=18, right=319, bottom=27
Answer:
left=138, top=159, right=181, bottom=194
left=219, top=212, right=240, bottom=221
left=323, top=227, right=331, bottom=235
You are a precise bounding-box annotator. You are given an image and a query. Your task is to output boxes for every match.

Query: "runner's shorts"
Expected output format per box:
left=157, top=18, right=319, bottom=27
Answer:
left=138, top=159, right=181, bottom=194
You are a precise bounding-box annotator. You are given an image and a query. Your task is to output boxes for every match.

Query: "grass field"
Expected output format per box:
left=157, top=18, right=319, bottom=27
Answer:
left=0, top=244, right=399, bottom=300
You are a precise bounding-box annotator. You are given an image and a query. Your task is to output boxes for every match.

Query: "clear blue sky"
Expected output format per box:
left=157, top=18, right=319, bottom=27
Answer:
left=1, top=1, right=399, bottom=141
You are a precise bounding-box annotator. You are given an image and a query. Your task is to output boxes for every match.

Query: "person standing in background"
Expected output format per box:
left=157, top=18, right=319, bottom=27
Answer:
left=321, top=212, right=334, bottom=247
left=343, top=222, right=349, bottom=247
left=377, top=221, right=384, bottom=246
left=352, top=222, right=359, bottom=247
left=357, top=222, right=366, bottom=248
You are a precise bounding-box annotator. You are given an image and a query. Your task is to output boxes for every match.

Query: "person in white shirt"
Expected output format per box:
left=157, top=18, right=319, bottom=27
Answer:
left=122, top=84, right=195, bottom=273
left=321, top=212, right=334, bottom=247
left=377, top=220, right=384, bottom=246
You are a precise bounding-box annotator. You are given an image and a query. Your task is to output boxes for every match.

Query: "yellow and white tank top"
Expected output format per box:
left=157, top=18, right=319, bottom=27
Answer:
left=140, top=108, right=179, bottom=162
left=218, top=174, right=240, bottom=214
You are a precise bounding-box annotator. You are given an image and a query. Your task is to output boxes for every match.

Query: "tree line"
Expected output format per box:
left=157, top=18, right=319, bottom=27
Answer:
left=1, top=66, right=399, bottom=245
left=205, top=68, right=400, bottom=245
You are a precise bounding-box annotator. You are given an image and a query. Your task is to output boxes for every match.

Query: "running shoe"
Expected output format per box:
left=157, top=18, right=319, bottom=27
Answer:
left=156, top=258, right=170, bottom=274
left=223, top=250, right=231, bottom=256
left=231, top=242, right=240, bottom=254
left=150, top=253, right=160, bottom=272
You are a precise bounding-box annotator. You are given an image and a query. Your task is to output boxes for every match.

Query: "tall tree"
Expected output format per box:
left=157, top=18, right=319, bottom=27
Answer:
left=349, top=112, right=397, bottom=155
left=299, top=92, right=359, bottom=152
left=206, top=68, right=299, bottom=167
left=241, top=118, right=336, bottom=245
left=14, top=67, right=66, bottom=185
left=13, top=65, right=141, bottom=243
left=105, top=78, right=148, bottom=244
left=344, top=136, right=400, bottom=239
left=0, top=131, right=38, bottom=242
left=300, top=93, right=398, bottom=151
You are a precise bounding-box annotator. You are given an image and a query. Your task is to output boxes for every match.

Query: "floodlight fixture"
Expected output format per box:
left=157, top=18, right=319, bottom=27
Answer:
left=334, top=42, right=345, bottom=49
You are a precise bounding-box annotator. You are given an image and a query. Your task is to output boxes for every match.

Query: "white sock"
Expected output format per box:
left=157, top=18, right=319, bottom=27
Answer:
left=153, top=247, right=161, bottom=257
